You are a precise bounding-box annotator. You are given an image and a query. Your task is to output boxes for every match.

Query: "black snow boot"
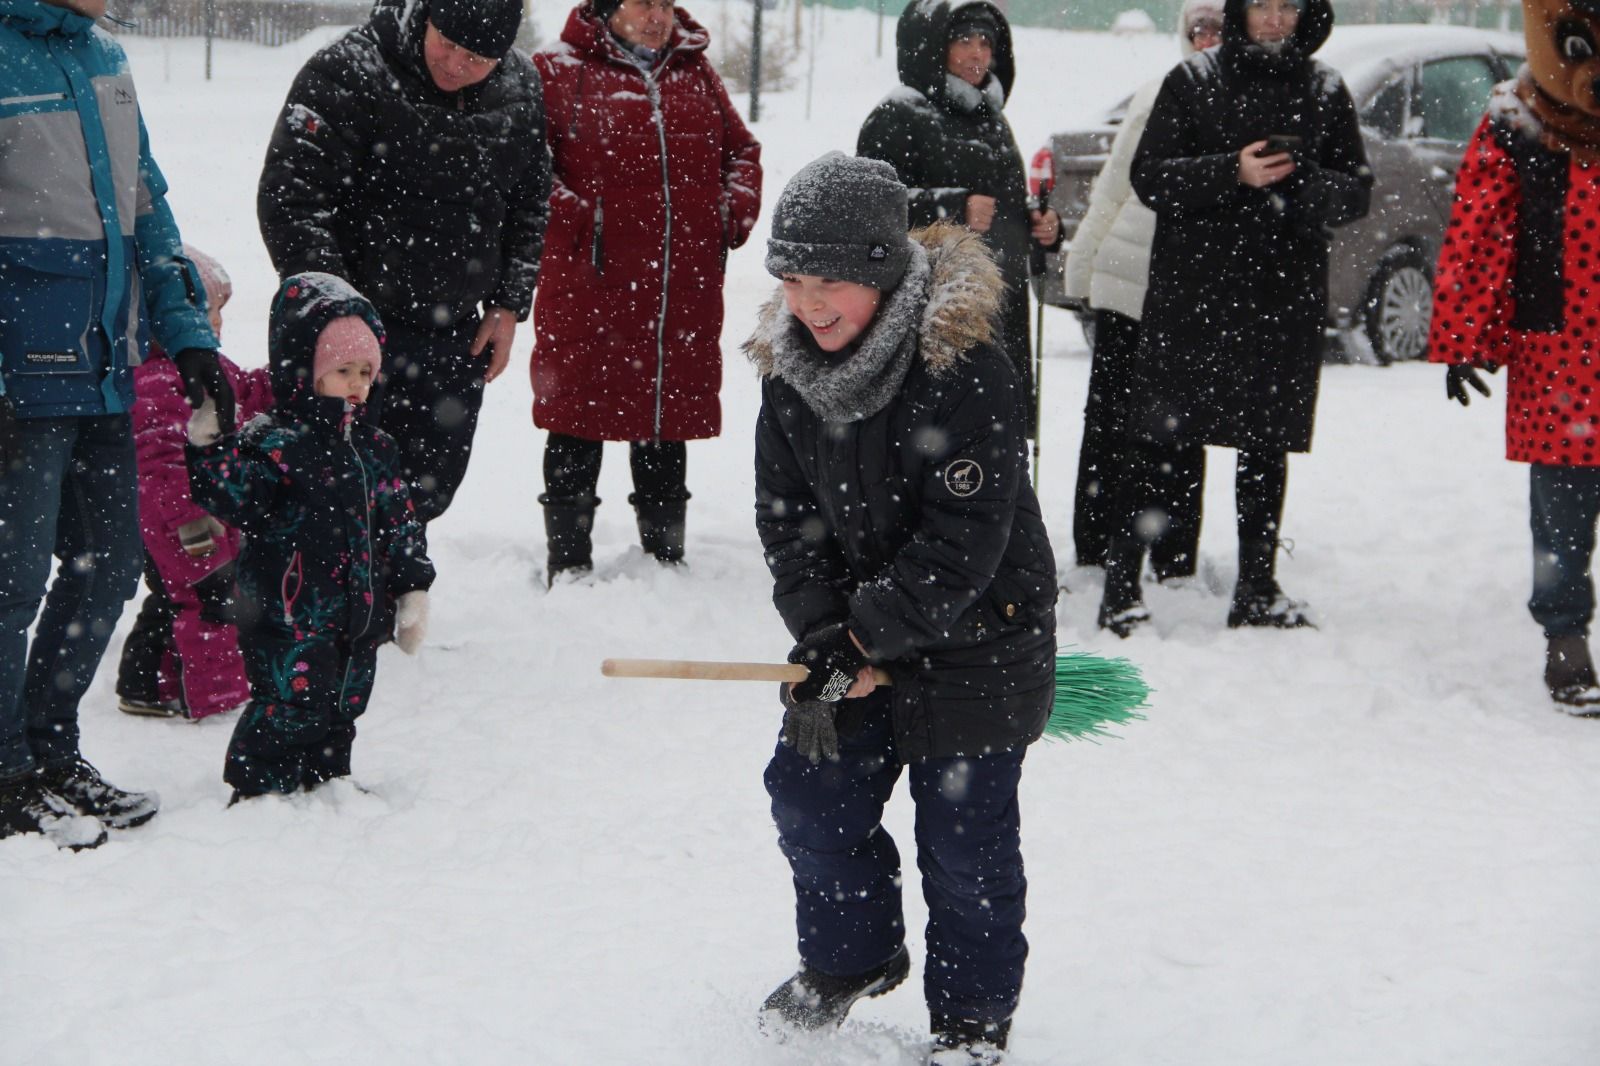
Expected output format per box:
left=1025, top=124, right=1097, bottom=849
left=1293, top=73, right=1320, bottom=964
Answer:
left=36, top=758, right=160, bottom=830
left=1097, top=537, right=1149, bottom=638
left=540, top=494, right=598, bottom=586
left=760, top=945, right=910, bottom=1032
left=1227, top=540, right=1313, bottom=629
left=1545, top=634, right=1600, bottom=713
left=630, top=492, right=688, bottom=565
left=0, top=772, right=107, bottom=850
left=929, top=1016, right=1010, bottom=1065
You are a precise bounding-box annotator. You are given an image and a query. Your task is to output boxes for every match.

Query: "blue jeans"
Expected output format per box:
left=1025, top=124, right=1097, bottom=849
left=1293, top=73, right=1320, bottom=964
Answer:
left=764, top=697, right=1028, bottom=1025
left=1528, top=464, right=1600, bottom=639
left=0, top=415, right=141, bottom=778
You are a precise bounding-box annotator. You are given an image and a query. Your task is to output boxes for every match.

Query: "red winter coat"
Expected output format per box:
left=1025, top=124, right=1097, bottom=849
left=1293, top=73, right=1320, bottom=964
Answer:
left=531, top=5, right=762, bottom=442
left=1430, top=90, right=1600, bottom=466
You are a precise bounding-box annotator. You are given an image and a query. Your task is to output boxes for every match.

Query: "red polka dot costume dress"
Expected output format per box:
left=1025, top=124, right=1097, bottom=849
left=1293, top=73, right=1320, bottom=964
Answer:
left=1430, top=83, right=1600, bottom=467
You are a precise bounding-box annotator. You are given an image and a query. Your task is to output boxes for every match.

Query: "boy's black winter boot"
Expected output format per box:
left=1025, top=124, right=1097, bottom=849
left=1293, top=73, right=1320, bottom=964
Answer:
left=0, top=771, right=107, bottom=850
left=929, top=1016, right=1010, bottom=1065
left=1227, top=540, right=1313, bottom=629
left=36, top=758, right=159, bottom=830
left=1097, top=537, right=1149, bottom=638
left=629, top=492, right=688, bottom=565
left=760, top=945, right=910, bottom=1032
left=540, top=494, right=598, bottom=586
left=1545, top=633, right=1600, bottom=712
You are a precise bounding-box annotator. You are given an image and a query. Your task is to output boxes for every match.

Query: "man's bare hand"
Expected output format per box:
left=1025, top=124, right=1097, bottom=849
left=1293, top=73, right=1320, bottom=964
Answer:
left=470, top=306, right=518, bottom=384
left=965, top=194, right=997, bottom=233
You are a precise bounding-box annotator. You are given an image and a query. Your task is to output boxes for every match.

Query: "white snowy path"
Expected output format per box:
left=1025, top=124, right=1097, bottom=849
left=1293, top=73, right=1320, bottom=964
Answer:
left=3, top=10, right=1597, bottom=1066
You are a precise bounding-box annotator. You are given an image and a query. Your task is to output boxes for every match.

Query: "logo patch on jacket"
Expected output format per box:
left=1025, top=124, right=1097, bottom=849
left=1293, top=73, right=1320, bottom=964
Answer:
left=25, top=351, right=79, bottom=366
left=944, top=459, right=983, bottom=497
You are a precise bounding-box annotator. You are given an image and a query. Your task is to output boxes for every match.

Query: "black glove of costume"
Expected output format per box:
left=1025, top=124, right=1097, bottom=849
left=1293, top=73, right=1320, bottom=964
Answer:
left=1446, top=364, right=1495, bottom=406
left=787, top=622, right=869, bottom=704
left=779, top=686, right=840, bottom=765
left=173, top=348, right=236, bottom=435
left=0, top=395, right=20, bottom=472
left=194, top=561, right=239, bottom=626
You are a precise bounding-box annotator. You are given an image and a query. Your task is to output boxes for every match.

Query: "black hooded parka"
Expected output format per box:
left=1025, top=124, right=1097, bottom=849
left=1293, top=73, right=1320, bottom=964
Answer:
left=257, top=0, right=551, bottom=333
left=1128, top=0, right=1371, bottom=453
left=856, top=0, right=1040, bottom=413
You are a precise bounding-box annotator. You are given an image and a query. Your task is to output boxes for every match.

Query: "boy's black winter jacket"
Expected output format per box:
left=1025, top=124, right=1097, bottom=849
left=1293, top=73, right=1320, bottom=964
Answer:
left=188, top=274, right=435, bottom=645
left=748, top=225, right=1057, bottom=760
left=257, top=0, right=551, bottom=331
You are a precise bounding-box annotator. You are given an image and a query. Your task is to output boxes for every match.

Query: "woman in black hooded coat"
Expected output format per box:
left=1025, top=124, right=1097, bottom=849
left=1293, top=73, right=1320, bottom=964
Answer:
left=1099, top=0, right=1371, bottom=635
left=856, top=0, right=1060, bottom=429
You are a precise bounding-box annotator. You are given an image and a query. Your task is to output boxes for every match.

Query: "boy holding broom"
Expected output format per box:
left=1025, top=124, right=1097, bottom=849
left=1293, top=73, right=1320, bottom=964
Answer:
left=746, top=152, right=1057, bottom=1065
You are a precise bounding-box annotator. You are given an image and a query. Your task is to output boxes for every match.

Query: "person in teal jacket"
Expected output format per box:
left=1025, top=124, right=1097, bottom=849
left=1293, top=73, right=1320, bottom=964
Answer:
left=0, top=0, right=234, bottom=850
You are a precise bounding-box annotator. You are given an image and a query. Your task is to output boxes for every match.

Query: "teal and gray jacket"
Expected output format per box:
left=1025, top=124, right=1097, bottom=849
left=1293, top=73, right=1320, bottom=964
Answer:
left=0, top=0, right=215, bottom=418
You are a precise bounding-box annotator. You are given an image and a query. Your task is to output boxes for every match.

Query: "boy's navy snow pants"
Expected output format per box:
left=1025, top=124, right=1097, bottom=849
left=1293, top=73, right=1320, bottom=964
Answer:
left=226, top=634, right=377, bottom=796
left=764, top=695, right=1028, bottom=1026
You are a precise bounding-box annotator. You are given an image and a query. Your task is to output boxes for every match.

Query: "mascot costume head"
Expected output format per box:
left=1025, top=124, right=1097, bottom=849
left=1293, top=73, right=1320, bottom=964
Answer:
left=1517, top=0, right=1600, bottom=157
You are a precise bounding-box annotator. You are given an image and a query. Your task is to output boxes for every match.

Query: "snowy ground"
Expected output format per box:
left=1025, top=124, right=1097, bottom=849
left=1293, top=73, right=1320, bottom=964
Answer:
left=5, top=8, right=1599, bottom=1066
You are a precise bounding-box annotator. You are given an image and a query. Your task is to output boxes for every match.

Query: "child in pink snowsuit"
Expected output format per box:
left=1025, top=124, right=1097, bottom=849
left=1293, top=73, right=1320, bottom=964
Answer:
left=114, top=247, right=275, bottom=719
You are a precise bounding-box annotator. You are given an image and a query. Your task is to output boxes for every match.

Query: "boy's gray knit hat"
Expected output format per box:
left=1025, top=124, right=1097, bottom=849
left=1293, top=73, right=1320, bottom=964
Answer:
left=766, top=152, right=913, bottom=290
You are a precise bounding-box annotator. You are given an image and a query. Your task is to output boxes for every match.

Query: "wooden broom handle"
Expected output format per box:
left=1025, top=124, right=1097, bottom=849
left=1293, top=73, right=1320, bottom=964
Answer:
left=601, top=658, right=894, bottom=686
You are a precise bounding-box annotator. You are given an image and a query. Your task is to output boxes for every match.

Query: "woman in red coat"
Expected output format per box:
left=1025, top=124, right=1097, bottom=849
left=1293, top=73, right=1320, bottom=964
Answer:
left=532, top=0, right=761, bottom=582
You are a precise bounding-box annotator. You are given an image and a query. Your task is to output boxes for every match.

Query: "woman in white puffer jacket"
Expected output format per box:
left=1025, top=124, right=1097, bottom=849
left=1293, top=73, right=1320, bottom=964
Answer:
left=1065, top=0, right=1222, bottom=577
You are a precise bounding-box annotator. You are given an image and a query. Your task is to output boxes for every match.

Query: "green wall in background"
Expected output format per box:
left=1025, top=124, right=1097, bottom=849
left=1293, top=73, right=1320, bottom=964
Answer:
left=813, top=0, right=1522, bottom=34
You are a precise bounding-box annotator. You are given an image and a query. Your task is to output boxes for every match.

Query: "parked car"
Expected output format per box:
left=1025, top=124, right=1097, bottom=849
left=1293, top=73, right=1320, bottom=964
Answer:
left=1033, top=24, right=1525, bottom=364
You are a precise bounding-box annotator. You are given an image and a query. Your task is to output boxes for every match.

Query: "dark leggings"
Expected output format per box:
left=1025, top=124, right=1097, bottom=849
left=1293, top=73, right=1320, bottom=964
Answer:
left=543, top=432, right=688, bottom=502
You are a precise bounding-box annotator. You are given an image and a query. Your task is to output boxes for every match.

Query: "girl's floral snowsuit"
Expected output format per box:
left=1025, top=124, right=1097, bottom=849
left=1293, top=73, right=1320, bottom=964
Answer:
left=188, top=274, right=434, bottom=795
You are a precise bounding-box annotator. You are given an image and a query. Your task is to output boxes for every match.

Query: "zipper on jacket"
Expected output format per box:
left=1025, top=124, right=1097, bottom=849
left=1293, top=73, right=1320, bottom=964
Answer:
left=345, top=417, right=377, bottom=641
left=281, top=551, right=303, bottom=626
left=646, top=71, right=672, bottom=440
left=591, top=196, right=605, bottom=275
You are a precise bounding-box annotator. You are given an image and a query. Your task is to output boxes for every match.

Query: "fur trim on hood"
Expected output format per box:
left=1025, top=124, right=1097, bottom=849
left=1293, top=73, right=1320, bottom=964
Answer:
left=745, top=221, right=1003, bottom=383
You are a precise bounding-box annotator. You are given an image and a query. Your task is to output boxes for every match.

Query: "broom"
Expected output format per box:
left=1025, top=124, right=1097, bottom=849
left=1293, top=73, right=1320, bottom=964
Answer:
left=601, top=650, right=1150, bottom=742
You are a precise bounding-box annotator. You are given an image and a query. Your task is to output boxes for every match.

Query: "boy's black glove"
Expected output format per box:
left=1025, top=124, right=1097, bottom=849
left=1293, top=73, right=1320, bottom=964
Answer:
left=0, top=395, right=20, bottom=471
left=779, top=685, right=840, bottom=765
left=1446, top=363, right=1495, bottom=406
left=173, top=348, right=236, bottom=434
left=194, top=561, right=238, bottom=626
left=787, top=622, right=868, bottom=704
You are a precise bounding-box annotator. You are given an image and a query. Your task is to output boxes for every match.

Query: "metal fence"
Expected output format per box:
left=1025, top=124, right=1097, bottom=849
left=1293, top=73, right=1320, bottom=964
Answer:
left=113, top=0, right=369, bottom=46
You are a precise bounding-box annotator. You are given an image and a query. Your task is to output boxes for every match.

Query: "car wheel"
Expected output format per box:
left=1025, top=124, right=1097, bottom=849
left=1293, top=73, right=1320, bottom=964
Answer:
left=1363, top=246, right=1433, bottom=366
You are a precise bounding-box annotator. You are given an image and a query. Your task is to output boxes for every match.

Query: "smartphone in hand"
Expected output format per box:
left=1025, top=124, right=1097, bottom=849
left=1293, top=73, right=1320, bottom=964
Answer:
left=1261, top=134, right=1303, bottom=155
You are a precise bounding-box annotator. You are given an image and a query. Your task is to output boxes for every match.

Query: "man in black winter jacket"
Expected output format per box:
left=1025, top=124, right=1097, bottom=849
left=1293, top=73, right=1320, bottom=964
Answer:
left=258, top=0, right=551, bottom=524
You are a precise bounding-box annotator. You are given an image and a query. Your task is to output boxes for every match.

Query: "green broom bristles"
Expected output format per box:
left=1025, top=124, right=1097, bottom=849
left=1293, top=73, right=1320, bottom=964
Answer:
left=1044, top=650, right=1151, bottom=741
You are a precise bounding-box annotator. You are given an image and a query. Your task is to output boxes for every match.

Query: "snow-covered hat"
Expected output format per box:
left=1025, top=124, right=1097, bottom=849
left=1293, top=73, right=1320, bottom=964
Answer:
left=313, top=315, right=383, bottom=388
left=429, top=0, right=522, bottom=59
left=766, top=152, right=913, bottom=291
left=183, top=244, right=231, bottom=312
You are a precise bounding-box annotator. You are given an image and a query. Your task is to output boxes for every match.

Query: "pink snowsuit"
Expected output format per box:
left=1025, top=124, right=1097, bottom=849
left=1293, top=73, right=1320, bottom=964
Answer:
left=133, top=352, right=274, bottom=717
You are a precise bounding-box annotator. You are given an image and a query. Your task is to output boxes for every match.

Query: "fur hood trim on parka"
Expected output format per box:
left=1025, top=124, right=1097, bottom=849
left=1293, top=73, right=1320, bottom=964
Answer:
left=744, top=221, right=1003, bottom=383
